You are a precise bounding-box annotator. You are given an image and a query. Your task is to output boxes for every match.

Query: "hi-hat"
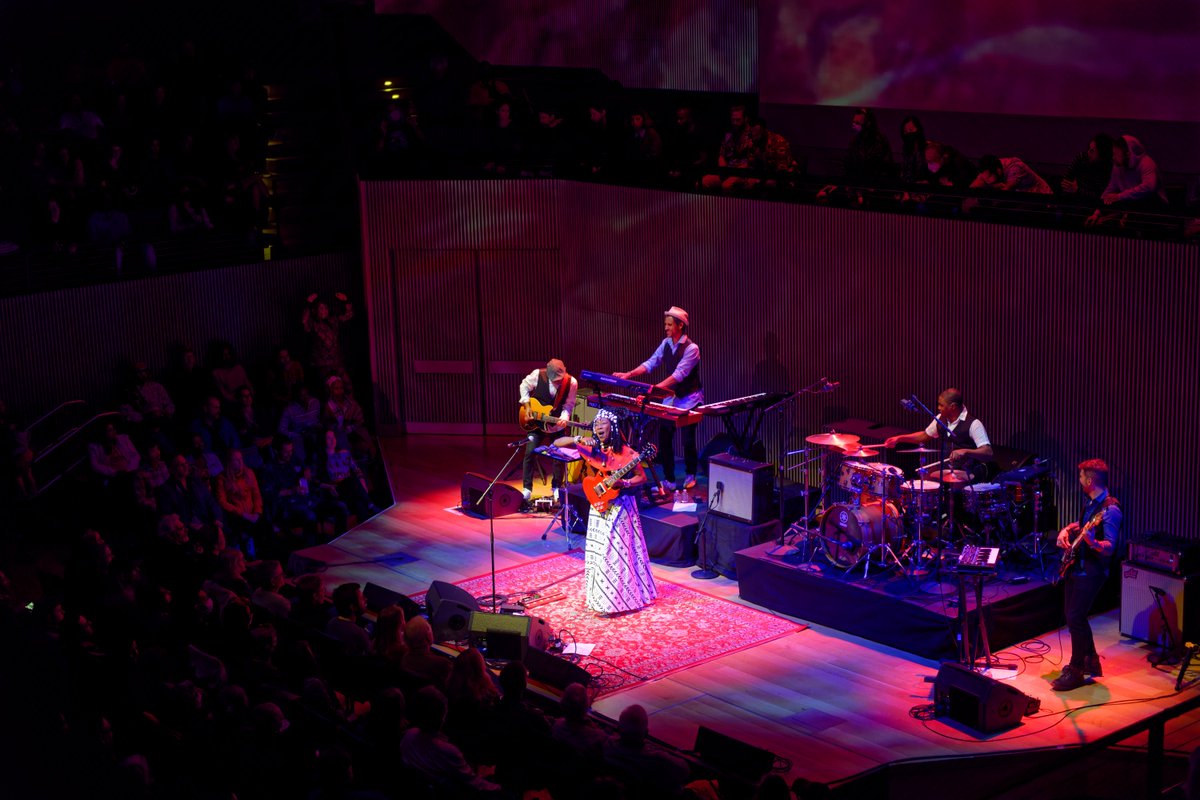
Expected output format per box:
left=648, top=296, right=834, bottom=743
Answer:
left=806, top=432, right=860, bottom=448
left=840, top=445, right=879, bottom=458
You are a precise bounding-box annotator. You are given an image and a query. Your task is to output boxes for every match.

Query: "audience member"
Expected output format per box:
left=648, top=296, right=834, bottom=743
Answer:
left=401, top=685, right=502, bottom=793
left=551, top=682, right=607, bottom=758
left=924, top=141, right=976, bottom=189
left=326, top=582, right=371, bottom=656
left=701, top=105, right=753, bottom=191
left=401, top=616, right=452, bottom=687
left=844, top=107, right=893, bottom=179
left=602, top=704, right=690, bottom=798
left=898, top=115, right=928, bottom=184
left=191, top=395, right=241, bottom=458
left=1061, top=133, right=1115, bottom=199
left=1088, top=134, right=1169, bottom=225
left=970, top=155, right=1052, bottom=193
left=303, top=292, right=354, bottom=378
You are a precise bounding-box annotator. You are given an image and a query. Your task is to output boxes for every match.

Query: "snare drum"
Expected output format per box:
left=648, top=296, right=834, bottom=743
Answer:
left=961, top=482, right=1008, bottom=517
left=900, top=479, right=940, bottom=510
left=821, top=501, right=900, bottom=568
left=837, top=461, right=904, bottom=498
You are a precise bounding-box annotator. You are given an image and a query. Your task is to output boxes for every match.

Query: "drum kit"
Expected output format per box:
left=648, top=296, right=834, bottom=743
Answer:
left=785, top=431, right=1055, bottom=579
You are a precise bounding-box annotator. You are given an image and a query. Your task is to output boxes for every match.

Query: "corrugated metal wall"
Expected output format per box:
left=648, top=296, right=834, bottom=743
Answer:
left=0, top=253, right=362, bottom=420
left=362, top=180, right=1200, bottom=540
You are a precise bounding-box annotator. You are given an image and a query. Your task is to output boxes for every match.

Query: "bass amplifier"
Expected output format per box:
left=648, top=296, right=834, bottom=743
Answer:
left=1128, top=536, right=1200, bottom=576
left=1120, top=562, right=1200, bottom=644
left=708, top=453, right=774, bottom=525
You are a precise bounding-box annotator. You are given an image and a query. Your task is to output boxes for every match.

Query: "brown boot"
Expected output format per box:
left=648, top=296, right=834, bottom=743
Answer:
left=1083, top=654, right=1103, bottom=677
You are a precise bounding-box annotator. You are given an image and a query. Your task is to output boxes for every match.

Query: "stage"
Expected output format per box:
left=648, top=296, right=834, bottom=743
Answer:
left=289, top=434, right=1200, bottom=795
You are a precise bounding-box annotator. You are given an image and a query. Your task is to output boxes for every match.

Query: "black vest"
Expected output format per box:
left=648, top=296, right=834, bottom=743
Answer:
left=660, top=338, right=701, bottom=397
left=532, top=370, right=567, bottom=416
left=944, top=412, right=985, bottom=479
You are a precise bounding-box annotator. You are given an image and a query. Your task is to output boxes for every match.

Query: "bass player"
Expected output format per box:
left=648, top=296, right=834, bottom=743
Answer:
left=1052, top=458, right=1122, bottom=691
left=518, top=358, right=578, bottom=504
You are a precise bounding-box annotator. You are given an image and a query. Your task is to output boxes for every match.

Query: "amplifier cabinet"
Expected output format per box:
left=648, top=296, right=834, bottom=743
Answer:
left=1119, top=562, right=1200, bottom=645
left=708, top=453, right=774, bottom=525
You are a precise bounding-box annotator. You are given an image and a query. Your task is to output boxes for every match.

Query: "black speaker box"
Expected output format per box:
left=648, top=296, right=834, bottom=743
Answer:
left=427, top=580, right=481, bottom=643
left=460, top=472, right=524, bottom=517
left=524, top=645, right=592, bottom=689
left=693, top=725, right=776, bottom=782
left=363, top=581, right=423, bottom=622
left=708, top=453, right=774, bottom=525
left=934, top=662, right=1032, bottom=733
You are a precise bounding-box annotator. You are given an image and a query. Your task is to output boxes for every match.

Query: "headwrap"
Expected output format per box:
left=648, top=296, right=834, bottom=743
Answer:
left=592, top=408, right=621, bottom=428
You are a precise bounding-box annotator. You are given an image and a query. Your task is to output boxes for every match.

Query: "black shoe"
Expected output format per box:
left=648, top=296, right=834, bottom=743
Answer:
left=1083, top=654, right=1103, bottom=677
left=1051, top=665, right=1088, bottom=691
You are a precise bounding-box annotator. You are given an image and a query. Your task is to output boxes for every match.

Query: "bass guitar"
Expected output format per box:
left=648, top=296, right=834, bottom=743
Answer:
left=519, top=398, right=592, bottom=433
left=1054, top=508, right=1109, bottom=584
left=582, top=444, right=658, bottom=514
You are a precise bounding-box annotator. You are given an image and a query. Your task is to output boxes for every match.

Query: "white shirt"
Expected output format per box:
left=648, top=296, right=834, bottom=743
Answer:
left=924, top=407, right=990, bottom=448
left=519, top=369, right=578, bottom=420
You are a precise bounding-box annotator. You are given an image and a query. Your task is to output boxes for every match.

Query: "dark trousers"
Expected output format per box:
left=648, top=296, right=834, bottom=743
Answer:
left=657, top=420, right=698, bottom=484
left=1064, top=570, right=1107, bottom=668
left=522, top=430, right=565, bottom=490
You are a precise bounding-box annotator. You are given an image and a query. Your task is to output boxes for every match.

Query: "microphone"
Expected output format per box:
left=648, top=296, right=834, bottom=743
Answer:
left=508, top=439, right=528, bottom=448
left=785, top=448, right=811, bottom=456
left=900, top=397, right=917, bottom=412
left=822, top=380, right=841, bottom=392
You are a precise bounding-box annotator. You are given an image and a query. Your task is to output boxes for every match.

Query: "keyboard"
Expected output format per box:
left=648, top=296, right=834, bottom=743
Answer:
left=587, top=394, right=702, bottom=426
left=696, top=391, right=789, bottom=416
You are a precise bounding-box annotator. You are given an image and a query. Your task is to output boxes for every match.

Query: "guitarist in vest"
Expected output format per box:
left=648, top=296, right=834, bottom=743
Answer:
left=1051, top=458, right=1122, bottom=691
left=883, top=388, right=994, bottom=480
left=613, top=306, right=703, bottom=494
left=518, top=359, right=579, bottom=505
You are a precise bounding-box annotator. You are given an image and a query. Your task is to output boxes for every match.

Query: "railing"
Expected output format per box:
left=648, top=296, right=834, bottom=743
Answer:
left=25, top=400, right=90, bottom=456
left=32, top=411, right=124, bottom=498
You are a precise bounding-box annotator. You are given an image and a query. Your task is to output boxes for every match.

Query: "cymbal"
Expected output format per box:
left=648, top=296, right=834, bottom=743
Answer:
left=926, top=468, right=972, bottom=486
left=902, top=446, right=939, bottom=454
left=840, top=445, right=879, bottom=458
left=806, top=432, right=860, bottom=448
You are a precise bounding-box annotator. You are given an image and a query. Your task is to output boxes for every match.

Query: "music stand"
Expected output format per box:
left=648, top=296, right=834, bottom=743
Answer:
left=535, top=444, right=585, bottom=548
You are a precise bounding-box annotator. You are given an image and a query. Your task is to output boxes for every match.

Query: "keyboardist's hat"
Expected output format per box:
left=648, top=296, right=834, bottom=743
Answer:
left=664, top=306, right=689, bottom=327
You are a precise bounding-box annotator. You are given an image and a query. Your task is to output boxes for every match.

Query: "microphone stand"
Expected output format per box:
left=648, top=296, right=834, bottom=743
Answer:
left=764, top=377, right=833, bottom=556
left=476, top=438, right=528, bottom=612
left=903, top=395, right=957, bottom=594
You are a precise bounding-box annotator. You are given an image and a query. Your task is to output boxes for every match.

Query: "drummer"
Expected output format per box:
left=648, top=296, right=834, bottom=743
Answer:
left=883, top=388, right=993, bottom=481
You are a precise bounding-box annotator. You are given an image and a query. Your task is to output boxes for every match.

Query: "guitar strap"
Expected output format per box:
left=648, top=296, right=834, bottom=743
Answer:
left=551, top=371, right=571, bottom=416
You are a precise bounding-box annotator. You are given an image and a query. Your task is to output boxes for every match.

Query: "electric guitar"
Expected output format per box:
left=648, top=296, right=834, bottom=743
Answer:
left=582, top=444, right=658, bottom=514
left=519, top=398, right=592, bottom=433
left=1054, top=508, right=1109, bottom=584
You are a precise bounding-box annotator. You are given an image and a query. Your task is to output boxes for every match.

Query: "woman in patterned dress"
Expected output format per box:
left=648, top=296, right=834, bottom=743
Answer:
left=560, top=409, right=657, bottom=616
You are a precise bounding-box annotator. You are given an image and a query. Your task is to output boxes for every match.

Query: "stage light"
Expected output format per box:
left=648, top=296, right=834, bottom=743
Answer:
left=384, top=80, right=393, bottom=87
left=391, top=93, right=400, bottom=100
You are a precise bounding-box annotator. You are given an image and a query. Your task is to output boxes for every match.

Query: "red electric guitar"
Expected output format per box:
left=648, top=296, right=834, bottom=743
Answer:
left=581, top=443, right=657, bottom=514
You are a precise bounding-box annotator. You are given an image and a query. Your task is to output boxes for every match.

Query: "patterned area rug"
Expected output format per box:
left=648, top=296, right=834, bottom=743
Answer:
left=420, top=552, right=805, bottom=696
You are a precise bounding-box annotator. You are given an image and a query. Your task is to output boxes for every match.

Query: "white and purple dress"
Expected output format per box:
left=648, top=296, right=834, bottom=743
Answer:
left=585, top=488, right=657, bottom=614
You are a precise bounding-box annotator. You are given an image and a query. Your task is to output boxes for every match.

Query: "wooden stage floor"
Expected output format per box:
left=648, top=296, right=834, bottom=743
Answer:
left=291, top=435, right=1200, bottom=793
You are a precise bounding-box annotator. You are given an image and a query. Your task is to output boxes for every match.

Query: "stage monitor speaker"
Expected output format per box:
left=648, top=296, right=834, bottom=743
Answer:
left=363, top=581, right=423, bottom=622
left=460, top=472, right=524, bottom=517
left=426, top=580, right=479, bottom=616
left=693, top=725, right=776, bottom=783
left=427, top=580, right=481, bottom=643
left=524, top=645, right=592, bottom=689
left=934, top=662, right=1032, bottom=733
left=1120, top=562, right=1200, bottom=644
left=708, top=453, right=774, bottom=525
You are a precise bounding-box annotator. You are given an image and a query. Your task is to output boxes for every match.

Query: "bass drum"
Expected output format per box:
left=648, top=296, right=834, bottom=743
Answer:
left=821, top=501, right=900, bottom=569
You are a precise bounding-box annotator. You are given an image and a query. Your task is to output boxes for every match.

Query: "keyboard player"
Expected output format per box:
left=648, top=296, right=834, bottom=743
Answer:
left=614, top=306, right=703, bottom=493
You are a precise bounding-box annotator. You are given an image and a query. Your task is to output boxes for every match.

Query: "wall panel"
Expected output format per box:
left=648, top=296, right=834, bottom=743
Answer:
left=0, top=253, right=361, bottom=421
left=362, top=180, right=1199, bottom=541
